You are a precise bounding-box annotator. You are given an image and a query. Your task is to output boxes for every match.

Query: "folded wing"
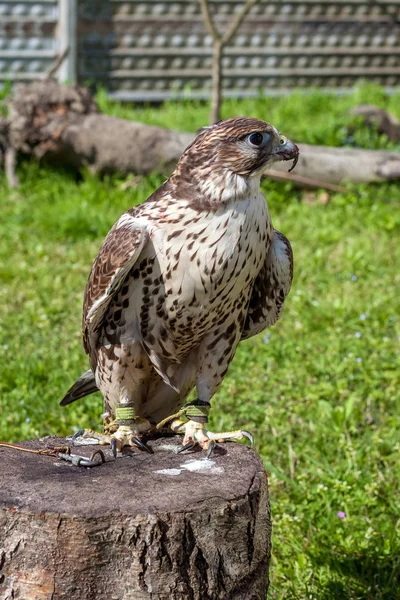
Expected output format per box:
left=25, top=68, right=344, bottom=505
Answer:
left=241, top=229, right=293, bottom=340
left=82, top=214, right=148, bottom=365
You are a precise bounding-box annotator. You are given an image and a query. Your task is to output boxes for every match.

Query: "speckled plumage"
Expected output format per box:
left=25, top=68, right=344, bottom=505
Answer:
left=62, top=117, right=298, bottom=442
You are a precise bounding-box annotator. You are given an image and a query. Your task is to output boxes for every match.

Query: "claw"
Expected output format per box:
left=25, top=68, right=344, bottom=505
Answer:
left=130, top=436, right=154, bottom=454
left=71, top=429, right=85, bottom=443
left=177, top=441, right=197, bottom=454
left=206, top=439, right=216, bottom=459
left=110, top=437, right=118, bottom=459
left=242, top=430, right=254, bottom=446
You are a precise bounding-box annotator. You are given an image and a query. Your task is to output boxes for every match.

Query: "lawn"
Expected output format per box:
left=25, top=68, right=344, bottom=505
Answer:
left=0, top=84, right=399, bottom=599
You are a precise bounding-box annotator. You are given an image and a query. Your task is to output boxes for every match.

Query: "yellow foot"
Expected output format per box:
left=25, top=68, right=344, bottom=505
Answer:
left=103, top=416, right=118, bottom=436
left=71, top=418, right=153, bottom=457
left=170, top=419, right=254, bottom=457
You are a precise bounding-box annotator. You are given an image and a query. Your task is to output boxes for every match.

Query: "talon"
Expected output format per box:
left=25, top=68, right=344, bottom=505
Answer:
left=242, top=430, right=254, bottom=446
left=177, top=441, right=197, bottom=454
left=110, top=437, right=118, bottom=459
left=206, top=440, right=216, bottom=459
left=130, top=436, right=154, bottom=454
left=71, top=429, right=85, bottom=443
left=168, top=417, right=255, bottom=454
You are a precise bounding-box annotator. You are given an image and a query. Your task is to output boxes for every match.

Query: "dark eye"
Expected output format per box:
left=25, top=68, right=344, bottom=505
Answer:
left=247, top=132, right=270, bottom=147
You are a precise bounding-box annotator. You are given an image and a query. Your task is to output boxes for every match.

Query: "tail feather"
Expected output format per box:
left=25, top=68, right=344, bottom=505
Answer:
left=60, top=370, right=98, bottom=406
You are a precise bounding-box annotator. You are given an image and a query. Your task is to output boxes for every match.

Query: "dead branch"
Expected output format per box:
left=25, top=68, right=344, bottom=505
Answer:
left=199, top=0, right=220, bottom=41
left=5, top=147, right=19, bottom=188
left=44, top=47, right=69, bottom=80
left=221, top=0, right=259, bottom=45
left=266, top=169, right=348, bottom=193
left=200, top=0, right=259, bottom=124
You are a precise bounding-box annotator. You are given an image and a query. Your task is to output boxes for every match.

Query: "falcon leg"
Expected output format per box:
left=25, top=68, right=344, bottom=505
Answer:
left=158, top=323, right=255, bottom=454
left=172, top=418, right=254, bottom=446
left=72, top=403, right=153, bottom=455
left=158, top=399, right=254, bottom=454
left=112, top=404, right=154, bottom=454
left=103, top=414, right=119, bottom=436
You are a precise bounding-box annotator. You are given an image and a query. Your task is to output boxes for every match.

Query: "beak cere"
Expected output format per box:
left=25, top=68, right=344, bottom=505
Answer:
left=276, top=139, right=300, bottom=172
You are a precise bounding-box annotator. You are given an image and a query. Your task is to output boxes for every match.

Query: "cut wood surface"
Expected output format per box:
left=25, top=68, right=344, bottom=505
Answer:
left=0, top=435, right=270, bottom=600
left=2, top=80, right=400, bottom=189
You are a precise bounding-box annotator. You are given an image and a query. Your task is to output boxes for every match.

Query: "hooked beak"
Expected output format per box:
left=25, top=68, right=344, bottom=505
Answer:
left=276, top=138, right=300, bottom=172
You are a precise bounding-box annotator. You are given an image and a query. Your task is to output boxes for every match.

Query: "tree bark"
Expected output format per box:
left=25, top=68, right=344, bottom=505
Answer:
left=0, top=436, right=271, bottom=600
left=3, top=79, right=400, bottom=187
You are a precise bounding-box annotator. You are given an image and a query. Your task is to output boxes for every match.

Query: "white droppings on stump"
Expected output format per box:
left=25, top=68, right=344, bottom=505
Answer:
left=155, top=467, right=183, bottom=476
left=155, top=458, right=224, bottom=476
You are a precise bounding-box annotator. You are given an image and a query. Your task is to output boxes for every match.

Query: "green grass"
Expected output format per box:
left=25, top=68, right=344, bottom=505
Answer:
left=1, top=84, right=400, bottom=599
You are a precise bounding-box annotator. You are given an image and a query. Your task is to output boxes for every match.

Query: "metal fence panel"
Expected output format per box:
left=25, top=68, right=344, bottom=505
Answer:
left=77, top=0, right=400, bottom=101
left=0, top=0, right=59, bottom=86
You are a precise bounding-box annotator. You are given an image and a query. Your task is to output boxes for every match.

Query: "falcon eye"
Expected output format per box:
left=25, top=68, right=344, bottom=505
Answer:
left=247, top=132, right=270, bottom=148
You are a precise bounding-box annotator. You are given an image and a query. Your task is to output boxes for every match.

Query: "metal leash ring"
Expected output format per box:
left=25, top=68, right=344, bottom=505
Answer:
left=58, top=449, right=106, bottom=468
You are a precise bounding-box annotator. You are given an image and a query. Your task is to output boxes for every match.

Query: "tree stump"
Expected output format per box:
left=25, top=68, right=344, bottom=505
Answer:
left=0, top=436, right=270, bottom=600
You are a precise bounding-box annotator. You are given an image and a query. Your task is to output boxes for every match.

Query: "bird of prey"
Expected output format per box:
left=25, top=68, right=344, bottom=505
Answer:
left=61, top=117, right=298, bottom=456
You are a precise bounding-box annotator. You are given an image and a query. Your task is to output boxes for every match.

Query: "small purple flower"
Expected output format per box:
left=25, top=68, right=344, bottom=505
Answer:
left=337, top=511, right=346, bottom=519
left=263, top=333, right=270, bottom=344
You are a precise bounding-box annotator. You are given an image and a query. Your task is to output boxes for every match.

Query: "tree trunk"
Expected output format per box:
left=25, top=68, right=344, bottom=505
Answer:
left=3, top=79, right=400, bottom=187
left=0, top=436, right=271, bottom=600
left=276, top=143, right=400, bottom=184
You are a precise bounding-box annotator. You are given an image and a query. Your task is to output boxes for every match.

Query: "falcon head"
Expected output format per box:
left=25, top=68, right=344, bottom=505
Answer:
left=171, top=117, right=299, bottom=204
left=196, top=117, right=299, bottom=176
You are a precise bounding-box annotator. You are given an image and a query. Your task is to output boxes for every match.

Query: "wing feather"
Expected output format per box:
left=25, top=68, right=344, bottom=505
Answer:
left=241, top=229, right=293, bottom=340
left=83, top=214, right=148, bottom=357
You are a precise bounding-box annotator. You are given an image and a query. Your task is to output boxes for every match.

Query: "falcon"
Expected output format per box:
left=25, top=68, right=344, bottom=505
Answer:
left=61, top=117, right=298, bottom=456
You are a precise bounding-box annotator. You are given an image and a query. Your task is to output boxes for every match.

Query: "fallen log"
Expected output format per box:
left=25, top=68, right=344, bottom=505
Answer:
left=267, top=168, right=347, bottom=193
left=0, top=435, right=270, bottom=600
left=3, top=79, right=400, bottom=187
